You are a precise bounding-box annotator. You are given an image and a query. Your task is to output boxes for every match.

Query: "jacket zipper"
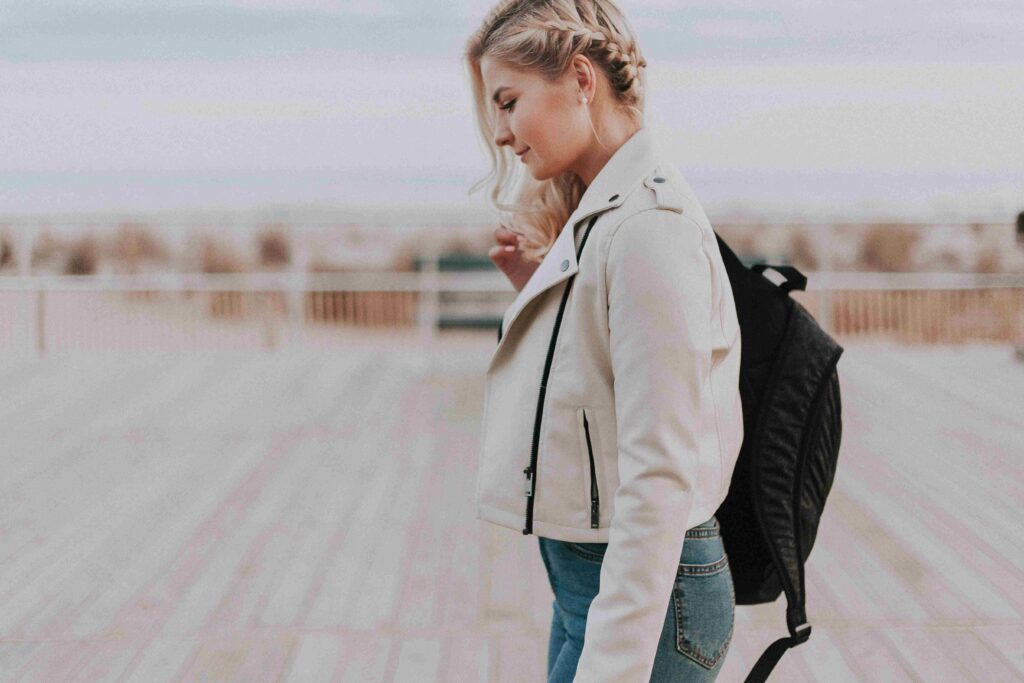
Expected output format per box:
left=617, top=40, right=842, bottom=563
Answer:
left=583, top=409, right=600, bottom=528
left=523, top=214, right=599, bottom=535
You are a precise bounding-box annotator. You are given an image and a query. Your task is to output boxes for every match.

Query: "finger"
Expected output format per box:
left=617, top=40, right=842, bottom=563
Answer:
left=488, top=244, right=518, bottom=259
left=494, top=225, right=522, bottom=246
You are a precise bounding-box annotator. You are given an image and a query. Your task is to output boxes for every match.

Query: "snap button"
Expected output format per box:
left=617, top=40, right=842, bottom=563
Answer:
left=653, top=176, right=665, bottom=183
left=608, top=193, right=619, bottom=201
left=560, top=259, right=570, bottom=272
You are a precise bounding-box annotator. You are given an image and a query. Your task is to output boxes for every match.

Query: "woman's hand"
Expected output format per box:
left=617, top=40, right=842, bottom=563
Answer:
left=488, top=225, right=539, bottom=293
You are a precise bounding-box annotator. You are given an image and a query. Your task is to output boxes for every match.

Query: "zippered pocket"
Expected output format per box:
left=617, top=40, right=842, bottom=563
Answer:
left=578, top=407, right=601, bottom=529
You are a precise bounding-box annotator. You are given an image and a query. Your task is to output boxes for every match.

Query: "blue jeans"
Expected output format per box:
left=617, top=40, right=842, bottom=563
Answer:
left=538, top=516, right=735, bottom=682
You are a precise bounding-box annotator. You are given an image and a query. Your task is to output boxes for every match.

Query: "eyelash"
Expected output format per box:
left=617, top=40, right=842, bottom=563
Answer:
left=500, top=99, right=516, bottom=112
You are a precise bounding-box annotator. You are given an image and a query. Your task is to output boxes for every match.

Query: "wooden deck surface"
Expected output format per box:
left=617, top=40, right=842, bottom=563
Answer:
left=0, top=334, right=1021, bottom=682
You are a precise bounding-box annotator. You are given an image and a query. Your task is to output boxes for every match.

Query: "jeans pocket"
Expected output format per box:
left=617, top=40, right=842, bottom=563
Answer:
left=672, top=553, right=735, bottom=669
left=563, top=541, right=608, bottom=564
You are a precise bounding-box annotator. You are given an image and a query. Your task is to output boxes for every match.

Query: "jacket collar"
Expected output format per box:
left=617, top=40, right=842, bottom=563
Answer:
left=493, top=126, right=664, bottom=363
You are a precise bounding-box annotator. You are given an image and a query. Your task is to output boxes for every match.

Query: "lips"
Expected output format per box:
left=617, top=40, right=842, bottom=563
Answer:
left=517, top=148, right=530, bottom=159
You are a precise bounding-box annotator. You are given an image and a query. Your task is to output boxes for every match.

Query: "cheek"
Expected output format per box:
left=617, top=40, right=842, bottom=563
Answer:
left=518, top=110, right=570, bottom=158
left=513, top=110, right=542, bottom=146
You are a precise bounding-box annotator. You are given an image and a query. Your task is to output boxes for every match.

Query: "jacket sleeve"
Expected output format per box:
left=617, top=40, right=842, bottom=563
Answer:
left=572, top=208, right=716, bottom=682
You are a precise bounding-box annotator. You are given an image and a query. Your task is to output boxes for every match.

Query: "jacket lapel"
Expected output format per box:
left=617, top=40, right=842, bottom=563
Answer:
left=499, top=216, right=580, bottom=341
left=489, top=126, right=665, bottom=368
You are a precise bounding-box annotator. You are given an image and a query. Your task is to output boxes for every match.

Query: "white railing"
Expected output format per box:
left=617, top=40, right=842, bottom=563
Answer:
left=0, top=269, right=1022, bottom=355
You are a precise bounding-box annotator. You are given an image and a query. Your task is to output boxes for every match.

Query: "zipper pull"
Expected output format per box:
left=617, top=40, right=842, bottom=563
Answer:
left=523, top=466, right=533, bottom=497
left=591, top=498, right=599, bottom=528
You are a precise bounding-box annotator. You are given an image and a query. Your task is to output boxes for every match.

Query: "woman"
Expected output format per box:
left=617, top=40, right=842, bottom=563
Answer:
left=465, top=1, right=744, bottom=681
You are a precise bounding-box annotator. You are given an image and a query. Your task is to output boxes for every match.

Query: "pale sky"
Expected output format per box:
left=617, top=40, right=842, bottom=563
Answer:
left=2, top=0, right=1022, bottom=218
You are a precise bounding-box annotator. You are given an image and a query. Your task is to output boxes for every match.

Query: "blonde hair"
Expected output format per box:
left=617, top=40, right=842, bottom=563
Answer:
left=465, top=0, right=647, bottom=262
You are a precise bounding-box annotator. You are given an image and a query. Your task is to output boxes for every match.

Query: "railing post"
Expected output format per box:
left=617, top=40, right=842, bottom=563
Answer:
left=818, top=288, right=833, bottom=335
left=817, top=224, right=835, bottom=335
left=289, top=241, right=308, bottom=348
left=12, top=224, right=39, bottom=358
left=418, top=245, right=440, bottom=348
left=262, top=290, right=277, bottom=351
left=36, top=289, right=46, bottom=356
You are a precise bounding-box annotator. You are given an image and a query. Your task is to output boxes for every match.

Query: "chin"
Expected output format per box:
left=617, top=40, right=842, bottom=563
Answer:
left=527, top=164, right=558, bottom=181
left=529, top=156, right=573, bottom=181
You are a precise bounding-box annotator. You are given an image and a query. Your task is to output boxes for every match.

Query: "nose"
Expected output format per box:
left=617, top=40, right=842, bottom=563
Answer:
left=493, top=117, right=513, bottom=149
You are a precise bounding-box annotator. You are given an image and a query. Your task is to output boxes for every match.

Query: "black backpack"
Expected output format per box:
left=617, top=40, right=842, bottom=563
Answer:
left=712, top=234, right=845, bottom=682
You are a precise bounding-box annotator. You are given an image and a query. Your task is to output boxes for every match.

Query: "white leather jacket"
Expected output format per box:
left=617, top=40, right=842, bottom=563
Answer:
left=476, top=125, right=743, bottom=682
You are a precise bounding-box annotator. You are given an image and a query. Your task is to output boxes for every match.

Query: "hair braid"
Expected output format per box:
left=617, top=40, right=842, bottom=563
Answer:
left=537, top=17, right=646, bottom=96
left=465, top=0, right=648, bottom=262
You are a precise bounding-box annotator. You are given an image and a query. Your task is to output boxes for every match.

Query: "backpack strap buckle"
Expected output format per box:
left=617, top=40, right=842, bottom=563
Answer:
left=751, top=263, right=807, bottom=293
left=791, top=622, right=812, bottom=644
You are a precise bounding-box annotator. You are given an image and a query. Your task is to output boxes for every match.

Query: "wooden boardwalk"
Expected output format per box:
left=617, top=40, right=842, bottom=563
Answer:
left=0, top=335, right=1021, bottom=682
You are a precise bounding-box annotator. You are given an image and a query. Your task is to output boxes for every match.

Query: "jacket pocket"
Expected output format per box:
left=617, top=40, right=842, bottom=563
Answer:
left=576, top=406, right=601, bottom=529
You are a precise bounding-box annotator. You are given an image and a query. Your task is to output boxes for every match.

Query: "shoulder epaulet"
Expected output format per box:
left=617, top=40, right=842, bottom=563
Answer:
left=641, top=166, right=686, bottom=214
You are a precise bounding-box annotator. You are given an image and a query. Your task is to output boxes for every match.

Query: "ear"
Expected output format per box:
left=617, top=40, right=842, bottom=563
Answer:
left=570, top=54, right=597, bottom=102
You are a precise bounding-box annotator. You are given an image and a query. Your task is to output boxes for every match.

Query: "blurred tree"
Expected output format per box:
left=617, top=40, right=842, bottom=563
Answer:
left=112, top=222, right=170, bottom=273
left=66, top=234, right=99, bottom=275
left=0, top=229, right=14, bottom=270
left=788, top=229, right=819, bottom=270
left=197, top=234, right=246, bottom=273
left=257, top=224, right=291, bottom=268
left=859, top=223, right=919, bottom=272
left=31, top=228, right=64, bottom=272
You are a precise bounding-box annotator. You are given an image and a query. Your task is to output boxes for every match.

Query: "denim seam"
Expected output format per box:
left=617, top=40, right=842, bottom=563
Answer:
left=561, top=518, right=720, bottom=565
left=677, top=555, right=729, bottom=576
left=672, top=580, right=734, bottom=669
left=539, top=540, right=560, bottom=592
left=684, top=528, right=720, bottom=539
left=562, top=533, right=721, bottom=565
left=563, top=542, right=606, bottom=563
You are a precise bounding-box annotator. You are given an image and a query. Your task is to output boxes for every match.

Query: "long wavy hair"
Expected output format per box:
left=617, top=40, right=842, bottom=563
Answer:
left=465, top=0, right=647, bottom=262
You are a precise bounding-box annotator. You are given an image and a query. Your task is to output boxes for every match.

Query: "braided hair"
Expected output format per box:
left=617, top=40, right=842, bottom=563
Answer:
left=465, top=0, right=648, bottom=262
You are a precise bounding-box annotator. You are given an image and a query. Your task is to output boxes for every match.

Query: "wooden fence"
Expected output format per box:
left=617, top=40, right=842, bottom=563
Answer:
left=0, top=271, right=1021, bottom=354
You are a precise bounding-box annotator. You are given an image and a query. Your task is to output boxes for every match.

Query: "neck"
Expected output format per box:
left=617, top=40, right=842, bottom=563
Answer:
left=573, top=118, right=642, bottom=187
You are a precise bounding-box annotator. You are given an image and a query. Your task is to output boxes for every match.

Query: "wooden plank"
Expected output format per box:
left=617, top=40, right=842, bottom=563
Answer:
left=814, top=499, right=933, bottom=623
left=346, top=379, right=436, bottom=630
left=933, top=628, right=1023, bottom=682
left=782, top=628, right=847, bottom=682
left=0, top=641, right=45, bottom=683
left=232, top=634, right=296, bottom=683
left=974, top=624, right=1024, bottom=678
left=16, top=641, right=100, bottom=683
left=285, top=633, right=344, bottom=683
left=438, top=630, right=491, bottom=683
left=839, top=349, right=1024, bottom=566
left=0, top=341, right=1020, bottom=682
left=70, top=639, right=141, bottom=683
left=831, top=626, right=918, bottom=681
left=174, top=634, right=251, bottom=681
left=303, top=366, right=417, bottom=630
left=67, top=437, right=275, bottom=638
left=120, top=636, right=199, bottom=682
left=392, top=638, right=442, bottom=683
left=840, top=475, right=1023, bottom=621
left=880, top=626, right=973, bottom=683
left=493, top=630, right=546, bottom=683
left=158, top=433, right=329, bottom=635
left=0, top=432, right=272, bottom=638
left=338, top=634, right=392, bottom=683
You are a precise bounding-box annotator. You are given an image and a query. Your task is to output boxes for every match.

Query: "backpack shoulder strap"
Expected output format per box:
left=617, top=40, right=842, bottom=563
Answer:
left=745, top=623, right=812, bottom=682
